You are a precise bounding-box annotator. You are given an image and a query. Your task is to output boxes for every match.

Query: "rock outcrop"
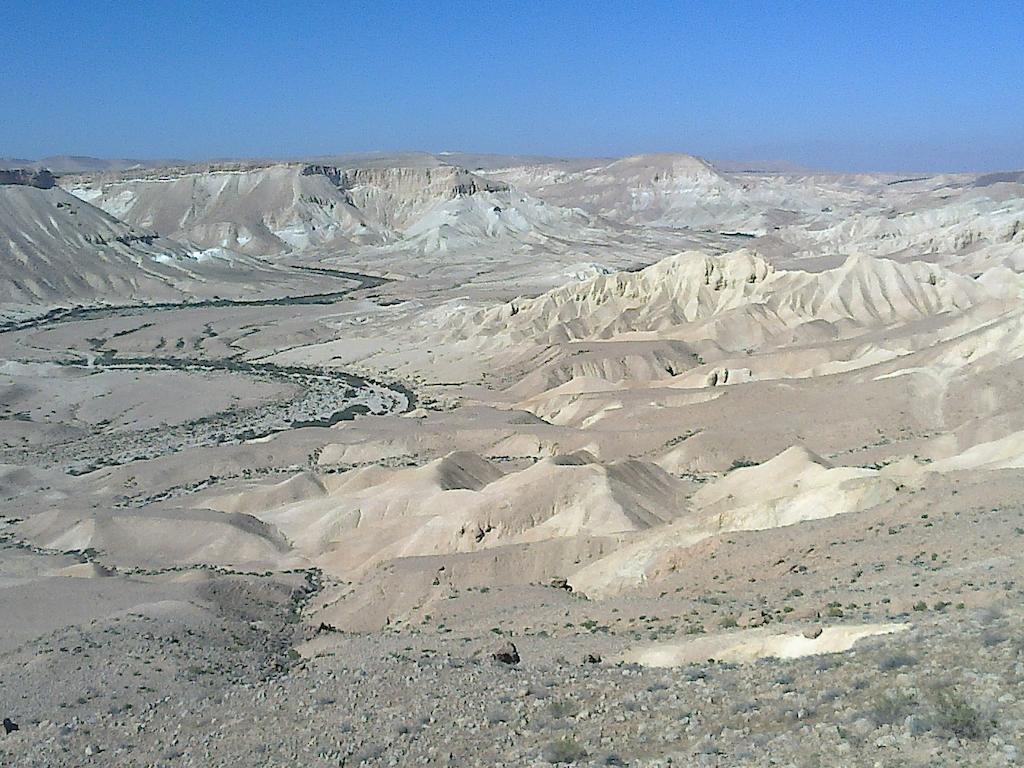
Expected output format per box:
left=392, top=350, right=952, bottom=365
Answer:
left=0, top=169, right=56, bottom=189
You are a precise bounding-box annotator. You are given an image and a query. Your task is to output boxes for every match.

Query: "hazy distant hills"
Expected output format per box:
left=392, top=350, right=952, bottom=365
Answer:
left=0, top=152, right=598, bottom=176
left=0, top=155, right=189, bottom=174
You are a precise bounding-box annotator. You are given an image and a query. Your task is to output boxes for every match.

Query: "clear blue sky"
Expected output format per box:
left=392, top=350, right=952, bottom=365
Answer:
left=4, top=0, right=1022, bottom=171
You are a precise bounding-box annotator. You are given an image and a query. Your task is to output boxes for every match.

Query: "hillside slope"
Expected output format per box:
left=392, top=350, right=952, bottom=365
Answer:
left=62, top=163, right=580, bottom=256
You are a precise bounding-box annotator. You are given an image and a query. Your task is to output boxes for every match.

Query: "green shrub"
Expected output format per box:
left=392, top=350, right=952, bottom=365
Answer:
left=547, top=699, right=580, bottom=719
left=542, top=736, right=587, bottom=764
left=929, top=688, right=993, bottom=740
left=869, top=691, right=916, bottom=727
left=728, top=457, right=758, bottom=471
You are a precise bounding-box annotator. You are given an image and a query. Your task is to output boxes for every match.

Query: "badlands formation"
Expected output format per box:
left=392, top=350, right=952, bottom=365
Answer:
left=1, top=153, right=1024, bottom=766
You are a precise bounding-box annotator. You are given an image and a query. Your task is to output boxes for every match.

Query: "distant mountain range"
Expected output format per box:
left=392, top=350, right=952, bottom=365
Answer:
left=1, top=152, right=816, bottom=177
left=0, top=155, right=188, bottom=174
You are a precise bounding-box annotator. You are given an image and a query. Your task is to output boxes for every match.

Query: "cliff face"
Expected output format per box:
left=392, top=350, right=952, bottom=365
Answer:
left=300, top=163, right=508, bottom=198
left=334, top=166, right=507, bottom=197
left=0, top=169, right=56, bottom=189
left=330, top=166, right=510, bottom=232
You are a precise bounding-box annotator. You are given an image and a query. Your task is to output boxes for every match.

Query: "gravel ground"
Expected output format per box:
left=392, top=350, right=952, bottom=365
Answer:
left=2, top=574, right=1021, bottom=767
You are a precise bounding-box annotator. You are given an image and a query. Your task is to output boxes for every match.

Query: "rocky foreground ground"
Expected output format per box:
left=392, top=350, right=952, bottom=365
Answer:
left=1, top=530, right=1021, bottom=768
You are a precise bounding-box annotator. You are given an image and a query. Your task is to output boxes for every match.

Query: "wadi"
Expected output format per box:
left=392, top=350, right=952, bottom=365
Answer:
left=2, top=152, right=1024, bottom=766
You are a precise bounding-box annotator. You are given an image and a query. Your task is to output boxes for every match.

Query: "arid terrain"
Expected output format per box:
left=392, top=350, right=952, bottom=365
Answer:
left=2, top=154, right=1024, bottom=766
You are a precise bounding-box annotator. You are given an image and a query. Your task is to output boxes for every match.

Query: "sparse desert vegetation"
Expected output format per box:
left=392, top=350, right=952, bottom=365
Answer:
left=3, top=98, right=1024, bottom=768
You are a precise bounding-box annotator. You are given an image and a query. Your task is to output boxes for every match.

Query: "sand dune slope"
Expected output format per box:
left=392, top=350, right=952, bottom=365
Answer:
left=570, top=446, right=897, bottom=597
left=14, top=507, right=293, bottom=570
left=201, top=451, right=687, bottom=576
left=442, top=250, right=991, bottom=348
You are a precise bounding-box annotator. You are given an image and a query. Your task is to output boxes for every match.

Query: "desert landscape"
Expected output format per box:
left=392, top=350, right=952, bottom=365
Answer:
left=0, top=149, right=1022, bottom=766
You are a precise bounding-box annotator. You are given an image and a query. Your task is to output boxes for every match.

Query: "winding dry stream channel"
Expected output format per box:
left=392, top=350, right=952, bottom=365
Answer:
left=0, top=270, right=415, bottom=474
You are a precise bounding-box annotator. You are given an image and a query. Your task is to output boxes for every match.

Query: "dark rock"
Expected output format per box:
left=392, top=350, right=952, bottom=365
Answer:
left=549, top=577, right=572, bottom=592
left=0, top=169, right=56, bottom=189
left=491, top=641, right=520, bottom=665
left=3, top=718, right=18, bottom=734
left=582, top=653, right=602, bottom=664
left=738, top=609, right=769, bottom=628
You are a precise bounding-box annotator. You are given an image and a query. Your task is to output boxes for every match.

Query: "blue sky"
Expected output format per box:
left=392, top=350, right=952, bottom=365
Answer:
left=3, top=0, right=1022, bottom=171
